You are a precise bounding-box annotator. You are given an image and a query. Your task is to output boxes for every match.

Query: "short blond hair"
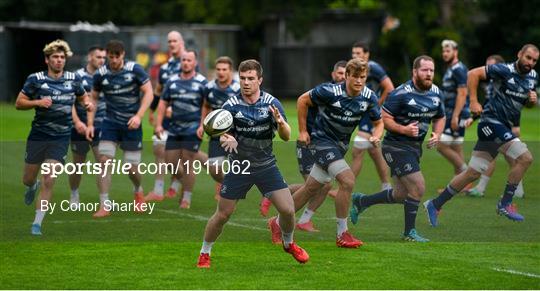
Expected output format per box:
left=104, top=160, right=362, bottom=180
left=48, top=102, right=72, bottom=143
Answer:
left=345, top=58, right=369, bottom=76
left=43, top=39, right=73, bottom=58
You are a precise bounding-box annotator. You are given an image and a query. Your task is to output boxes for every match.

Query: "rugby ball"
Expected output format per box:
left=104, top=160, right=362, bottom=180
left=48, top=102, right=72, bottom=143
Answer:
left=203, top=109, right=233, bottom=137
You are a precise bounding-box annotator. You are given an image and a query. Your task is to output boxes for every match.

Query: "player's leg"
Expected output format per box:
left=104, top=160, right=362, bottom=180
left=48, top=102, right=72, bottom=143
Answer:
left=95, top=140, right=116, bottom=217
left=437, top=135, right=467, bottom=175
left=179, top=149, right=197, bottom=208
left=495, top=138, right=532, bottom=220
left=146, top=132, right=167, bottom=202
left=468, top=159, right=496, bottom=197
left=207, top=138, right=226, bottom=201
left=367, top=146, right=392, bottom=190
left=198, top=196, right=238, bottom=268
left=297, top=182, right=331, bottom=232
left=331, top=161, right=363, bottom=248
left=350, top=176, right=403, bottom=225
left=22, top=135, right=47, bottom=205
left=398, top=172, right=429, bottom=242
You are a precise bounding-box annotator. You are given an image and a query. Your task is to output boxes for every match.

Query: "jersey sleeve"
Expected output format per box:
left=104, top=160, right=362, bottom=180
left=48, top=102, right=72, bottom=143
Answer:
left=486, top=63, right=509, bottom=81
left=369, top=62, right=388, bottom=83
left=74, top=74, right=86, bottom=97
left=381, top=90, right=401, bottom=116
left=368, top=93, right=382, bottom=121
left=20, top=75, right=38, bottom=98
left=309, top=83, right=334, bottom=106
left=453, top=65, right=468, bottom=87
left=271, top=98, right=288, bottom=123
left=158, top=66, right=167, bottom=85
left=93, top=73, right=103, bottom=92
left=133, top=64, right=150, bottom=86
left=160, top=80, right=172, bottom=102
left=434, top=94, right=446, bottom=119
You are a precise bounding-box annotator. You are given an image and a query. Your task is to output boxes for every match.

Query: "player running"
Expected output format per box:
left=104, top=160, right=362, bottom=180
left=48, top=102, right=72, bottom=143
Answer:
left=349, top=42, right=393, bottom=193
left=350, top=55, right=445, bottom=242
left=467, top=55, right=526, bottom=198
left=425, top=44, right=538, bottom=224
left=68, top=46, right=106, bottom=208
left=436, top=40, right=474, bottom=186
left=154, top=49, right=207, bottom=209
left=200, top=56, right=240, bottom=197
left=91, top=40, right=153, bottom=217
left=270, top=58, right=382, bottom=248
left=16, top=39, right=93, bottom=235
left=197, top=59, right=309, bottom=268
left=146, top=30, right=184, bottom=202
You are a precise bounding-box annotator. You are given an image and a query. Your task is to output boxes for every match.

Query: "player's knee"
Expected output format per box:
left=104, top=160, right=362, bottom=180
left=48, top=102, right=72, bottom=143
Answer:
left=516, top=151, right=533, bottom=168
left=466, top=167, right=482, bottom=180
left=468, top=156, right=490, bottom=174
left=216, top=209, right=234, bottom=222
left=42, top=174, right=55, bottom=188
left=338, top=177, right=354, bottom=193
left=124, top=151, right=141, bottom=165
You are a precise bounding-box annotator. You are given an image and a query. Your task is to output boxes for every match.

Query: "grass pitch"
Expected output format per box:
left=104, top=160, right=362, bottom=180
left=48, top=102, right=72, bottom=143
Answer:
left=1, top=101, right=539, bottom=289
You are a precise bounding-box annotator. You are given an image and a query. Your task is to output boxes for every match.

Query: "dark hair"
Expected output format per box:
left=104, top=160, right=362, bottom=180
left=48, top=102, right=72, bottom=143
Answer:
left=184, top=48, right=198, bottom=58
left=88, top=45, right=104, bottom=54
left=352, top=41, right=369, bottom=53
left=238, top=59, right=263, bottom=78
left=106, top=40, right=125, bottom=55
left=333, top=60, right=347, bottom=71
left=520, top=44, right=539, bottom=54
left=345, top=58, right=369, bottom=76
left=215, top=56, right=233, bottom=69
left=487, top=54, right=505, bottom=64
left=413, top=55, right=434, bottom=69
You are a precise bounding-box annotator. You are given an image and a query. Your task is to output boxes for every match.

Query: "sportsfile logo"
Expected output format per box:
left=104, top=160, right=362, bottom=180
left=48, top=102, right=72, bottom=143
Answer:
left=40, top=159, right=251, bottom=177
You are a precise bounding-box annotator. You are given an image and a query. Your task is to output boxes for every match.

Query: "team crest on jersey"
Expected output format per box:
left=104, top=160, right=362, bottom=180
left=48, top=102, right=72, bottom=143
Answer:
left=529, top=79, right=536, bottom=89
left=124, top=74, right=133, bottom=82
left=258, top=108, right=269, bottom=118
left=359, top=101, right=368, bottom=111
left=431, top=97, right=440, bottom=106
left=191, top=83, right=200, bottom=91
left=63, top=81, right=72, bottom=90
left=326, top=152, right=335, bottom=160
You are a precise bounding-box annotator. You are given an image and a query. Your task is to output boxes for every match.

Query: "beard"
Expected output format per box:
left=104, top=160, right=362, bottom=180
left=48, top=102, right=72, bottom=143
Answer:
left=415, top=77, right=432, bottom=91
left=517, top=61, right=532, bottom=74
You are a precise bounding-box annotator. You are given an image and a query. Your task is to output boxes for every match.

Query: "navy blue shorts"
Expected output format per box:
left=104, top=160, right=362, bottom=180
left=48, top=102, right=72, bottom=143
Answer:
left=474, top=121, right=517, bottom=158
left=382, top=144, right=421, bottom=177
left=309, top=142, right=346, bottom=171
left=220, top=164, right=288, bottom=200
left=25, top=129, right=70, bottom=164
left=166, top=134, right=202, bottom=152
left=100, top=120, right=142, bottom=151
left=358, top=114, right=374, bottom=134
left=296, top=141, right=315, bottom=176
left=442, top=115, right=466, bottom=138
left=70, top=127, right=101, bottom=155
left=208, top=137, right=226, bottom=158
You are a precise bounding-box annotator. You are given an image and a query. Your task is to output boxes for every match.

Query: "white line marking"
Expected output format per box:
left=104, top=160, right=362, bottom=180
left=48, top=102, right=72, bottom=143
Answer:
left=492, top=267, right=540, bottom=279
left=155, top=209, right=268, bottom=231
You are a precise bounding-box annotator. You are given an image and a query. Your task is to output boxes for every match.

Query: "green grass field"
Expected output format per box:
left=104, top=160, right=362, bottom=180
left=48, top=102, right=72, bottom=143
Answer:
left=1, top=101, right=539, bottom=289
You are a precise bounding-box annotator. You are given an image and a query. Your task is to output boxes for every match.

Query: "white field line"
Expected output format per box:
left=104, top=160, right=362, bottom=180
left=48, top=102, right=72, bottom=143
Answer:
left=492, top=267, right=540, bottom=279
left=155, top=208, right=267, bottom=231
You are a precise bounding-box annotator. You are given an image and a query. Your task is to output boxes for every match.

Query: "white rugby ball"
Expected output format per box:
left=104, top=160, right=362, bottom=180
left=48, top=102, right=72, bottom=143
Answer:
left=203, top=109, right=233, bottom=137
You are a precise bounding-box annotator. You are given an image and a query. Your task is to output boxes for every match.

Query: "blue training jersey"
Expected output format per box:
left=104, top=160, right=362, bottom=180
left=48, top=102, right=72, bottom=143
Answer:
left=161, top=73, right=207, bottom=136
left=309, top=82, right=381, bottom=152
left=382, top=80, right=445, bottom=150
left=93, top=61, right=149, bottom=126
left=441, top=61, right=470, bottom=119
left=366, top=60, right=388, bottom=97
left=482, top=62, right=538, bottom=127
left=75, top=67, right=106, bottom=127
left=204, top=79, right=240, bottom=110
left=222, top=91, right=287, bottom=170
left=159, top=57, right=181, bottom=86
left=21, top=71, right=86, bottom=137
